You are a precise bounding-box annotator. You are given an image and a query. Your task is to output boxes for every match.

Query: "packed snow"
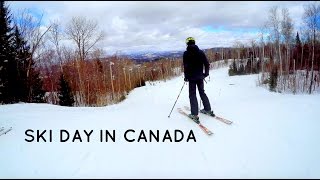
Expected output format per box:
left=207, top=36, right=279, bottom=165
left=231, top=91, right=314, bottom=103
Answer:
left=1, top=67, right=320, bottom=178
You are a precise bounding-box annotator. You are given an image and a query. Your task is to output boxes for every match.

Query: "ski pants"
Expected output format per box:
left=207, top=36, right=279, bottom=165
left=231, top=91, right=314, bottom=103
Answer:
left=188, top=79, right=211, bottom=115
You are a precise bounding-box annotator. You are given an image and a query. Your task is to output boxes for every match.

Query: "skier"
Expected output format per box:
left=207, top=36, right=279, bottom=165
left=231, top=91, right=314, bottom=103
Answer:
left=183, top=37, right=215, bottom=123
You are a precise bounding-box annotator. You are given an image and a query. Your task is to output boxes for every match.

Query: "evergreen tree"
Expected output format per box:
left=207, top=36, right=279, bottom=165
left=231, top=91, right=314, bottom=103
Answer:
left=58, top=74, right=74, bottom=106
left=0, top=1, right=45, bottom=104
left=246, top=59, right=252, bottom=74
left=296, top=32, right=301, bottom=48
left=12, top=26, right=28, bottom=102
left=294, top=31, right=302, bottom=69
left=269, top=66, right=278, bottom=92
left=10, top=19, right=45, bottom=103
left=27, top=66, right=45, bottom=103
left=228, top=59, right=237, bottom=76
left=0, top=1, right=14, bottom=104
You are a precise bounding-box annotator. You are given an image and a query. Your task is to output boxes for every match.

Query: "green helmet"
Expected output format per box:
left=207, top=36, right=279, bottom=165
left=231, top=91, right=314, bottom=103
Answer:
left=186, top=37, right=195, bottom=44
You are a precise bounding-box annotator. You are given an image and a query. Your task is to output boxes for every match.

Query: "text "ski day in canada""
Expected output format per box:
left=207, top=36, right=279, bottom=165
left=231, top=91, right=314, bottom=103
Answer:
left=24, top=129, right=197, bottom=143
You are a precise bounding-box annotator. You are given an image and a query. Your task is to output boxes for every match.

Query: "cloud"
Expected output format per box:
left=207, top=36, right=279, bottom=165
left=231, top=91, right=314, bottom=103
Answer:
left=8, top=1, right=308, bottom=54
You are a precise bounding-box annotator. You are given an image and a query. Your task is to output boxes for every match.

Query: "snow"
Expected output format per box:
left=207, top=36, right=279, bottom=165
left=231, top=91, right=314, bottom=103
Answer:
left=1, top=67, right=320, bottom=178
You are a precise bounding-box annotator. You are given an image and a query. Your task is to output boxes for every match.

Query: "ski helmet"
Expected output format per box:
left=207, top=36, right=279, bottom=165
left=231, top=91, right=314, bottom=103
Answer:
left=186, top=37, right=195, bottom=45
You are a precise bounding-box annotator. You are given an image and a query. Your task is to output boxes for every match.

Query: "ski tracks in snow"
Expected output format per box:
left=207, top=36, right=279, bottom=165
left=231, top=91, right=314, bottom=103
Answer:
left=72, top=151, right=92, bottom=177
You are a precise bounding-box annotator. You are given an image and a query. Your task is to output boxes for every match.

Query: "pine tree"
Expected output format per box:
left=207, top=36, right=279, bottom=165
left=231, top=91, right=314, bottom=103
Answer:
left=269, top=66, right=278, bottom=92
left=12, top=26, right=28, bottom=102
left=228, top=59, right=237, bottom=76
left=10, top=20, right=45, bottom=103
left=296, top=32, right=301, bottom=48
left=58, top=74, right=74, bottom=106
left=294, top=32, right=302, bottom=69
left=28, top=67, right=45, bottom=103
left=11, top=18, right=45, bottom=103
left=0, top=1, right=45, bottom=104
left=0, top=1, right=14, bottom=104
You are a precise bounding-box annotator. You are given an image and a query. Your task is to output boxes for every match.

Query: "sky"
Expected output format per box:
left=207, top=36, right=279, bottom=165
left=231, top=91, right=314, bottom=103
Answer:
left=8, top=1, right=308, bottom=55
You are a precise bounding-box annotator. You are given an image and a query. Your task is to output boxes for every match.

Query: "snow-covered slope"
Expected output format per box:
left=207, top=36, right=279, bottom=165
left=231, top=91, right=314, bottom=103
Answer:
left=1, top=67, right=320, bottom=178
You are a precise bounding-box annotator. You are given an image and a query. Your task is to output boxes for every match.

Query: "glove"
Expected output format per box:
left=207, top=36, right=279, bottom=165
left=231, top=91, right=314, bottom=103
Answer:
left=184, top=77, right=188, bottom=82
left=204, top=73, right=209, bottom=77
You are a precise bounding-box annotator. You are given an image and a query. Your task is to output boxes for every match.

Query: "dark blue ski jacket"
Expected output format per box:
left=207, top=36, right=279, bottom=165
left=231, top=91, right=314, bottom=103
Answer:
left=183, top=44, right=210, bottom=81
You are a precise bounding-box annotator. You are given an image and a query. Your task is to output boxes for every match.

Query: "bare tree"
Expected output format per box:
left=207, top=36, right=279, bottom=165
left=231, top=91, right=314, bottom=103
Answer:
left=40, top=48, right=59, bottom=104
left=267, top=6, right=283, bottom=76
left=250, top=39, right=257, bottom=73
left=233, top=40, right=242, bottom=60
left=281, top=8, right=294, bottom=75
left=303, top=2, right=320, bottom=94
left=65, top=16, right=105, bottom=62
left=14, top=9, right=52, bottom=78
left=260, top=32, right=265, bottom=75
left=48, top=20, right=64, bottom=72
left=65, top=16, right=105, bottom=105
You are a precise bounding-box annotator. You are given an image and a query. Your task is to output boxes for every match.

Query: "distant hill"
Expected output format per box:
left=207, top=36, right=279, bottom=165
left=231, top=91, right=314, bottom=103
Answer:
left=118, top=47, right=232, bottom=63
left=120, top=50, right=184, bottom=63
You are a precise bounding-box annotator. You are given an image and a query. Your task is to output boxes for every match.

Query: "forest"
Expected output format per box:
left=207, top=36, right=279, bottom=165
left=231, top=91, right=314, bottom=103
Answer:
left=1, top=1, right=319, bottom=107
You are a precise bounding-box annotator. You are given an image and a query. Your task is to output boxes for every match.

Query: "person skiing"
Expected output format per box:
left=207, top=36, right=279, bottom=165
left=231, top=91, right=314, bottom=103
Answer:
left=183, top=37, right=215, bottom=123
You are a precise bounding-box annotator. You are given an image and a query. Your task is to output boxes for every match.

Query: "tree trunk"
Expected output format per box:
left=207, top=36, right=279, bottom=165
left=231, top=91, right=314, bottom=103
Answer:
left=293, top=57, right=296, bottom=94
left=87, top=80, right=90, bottom=105
left=301, top=43, right=304, bottom=70
left=110, top=64, right=114, bottom=101
left=123, top=68, right=127, bottom=92
left=309, top=30, right=315, bottom=94
left=278, top=41, right=282, bottom=76
left=76, top=60, right=84, bottom=105
left=128, top=70, right=132, bottom=90
left=262, top=42, right=265, bottom=77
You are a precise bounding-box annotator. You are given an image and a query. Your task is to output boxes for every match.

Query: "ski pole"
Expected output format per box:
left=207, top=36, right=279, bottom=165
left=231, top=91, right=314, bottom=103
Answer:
left=168, top=81, right=186, bottom=118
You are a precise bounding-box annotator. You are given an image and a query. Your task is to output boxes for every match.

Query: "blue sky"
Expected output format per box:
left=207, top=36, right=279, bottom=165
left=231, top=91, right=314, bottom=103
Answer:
left=202, top=26, right=226, bottom=33
left=202, top=25, right=261, bottom=35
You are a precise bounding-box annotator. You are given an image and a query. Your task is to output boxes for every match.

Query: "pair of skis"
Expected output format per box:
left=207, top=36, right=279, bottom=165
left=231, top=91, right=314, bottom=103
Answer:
left=177, top=106, right=233, bottom=135
left=184, top=106, right=233, bottom=125
left=177, top=108, right=214, bottom=135
left=0, top=127, right=12, bottom=137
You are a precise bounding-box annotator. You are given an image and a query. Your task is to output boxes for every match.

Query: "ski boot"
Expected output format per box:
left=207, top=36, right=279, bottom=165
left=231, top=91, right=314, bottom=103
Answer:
left=188, top=114, right=200, bottom=124
left=200, top=109, right=215, bottom=117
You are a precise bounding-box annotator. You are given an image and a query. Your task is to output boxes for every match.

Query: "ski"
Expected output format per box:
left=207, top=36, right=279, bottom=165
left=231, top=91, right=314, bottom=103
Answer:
left=177, top=108, right=213, bottom=135
left=0, top=127, right=4, bottom=133
left=184, top=106, right=233, bottom=125
left=0, top=127, right=12, bottom=137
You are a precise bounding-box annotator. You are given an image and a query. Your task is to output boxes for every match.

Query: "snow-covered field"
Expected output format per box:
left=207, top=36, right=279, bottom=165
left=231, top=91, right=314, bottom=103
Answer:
left=1, top=67, right=320, bottom=178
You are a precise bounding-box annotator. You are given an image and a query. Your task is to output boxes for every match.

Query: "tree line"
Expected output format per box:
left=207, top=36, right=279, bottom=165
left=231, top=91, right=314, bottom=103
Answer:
left=1, top=1, right=318, bottom=108
left=226, top=2, right=320, bottom=94
left=0, top=1, right=185, bottom=106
